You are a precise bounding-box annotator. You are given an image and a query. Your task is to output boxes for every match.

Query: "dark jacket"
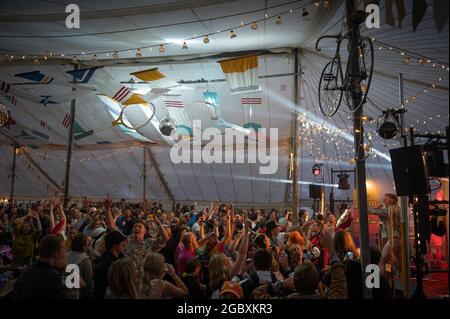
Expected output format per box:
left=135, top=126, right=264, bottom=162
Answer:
left=14, top=261, right=68, bottom=299
left=93, top=251, right=120, bottom=299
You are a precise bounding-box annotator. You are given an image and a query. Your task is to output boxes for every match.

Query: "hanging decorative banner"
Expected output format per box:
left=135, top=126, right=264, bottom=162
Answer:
left=5, top=95, right=17, bottom=106
left=14, top=71, right=54, bottom=84
left=413, top=0, right=428, bottom=32
left=164, top=100, right=184, bottom=108
left=218, top=55, right=260, bottom=94
left=67, top=67, right=146, bottom=106
left=31, top=129, right=50, bottom=140
left=39, top=96, right=58, bottom=107
left=40, top=120, right=50, bottom=130
left=241, top=97, right=262, bottom=105
left=130, top=68, right=178, bottom=88
left=433, top=0, right=449, bottom=32
left=0, top=81, right=11, bottom=93
left=62, top=113, right=71, bottom=128
left=385, top=0, right=406, bottom=28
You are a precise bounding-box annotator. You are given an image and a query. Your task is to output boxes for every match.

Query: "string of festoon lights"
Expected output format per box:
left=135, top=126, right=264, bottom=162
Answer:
left=2, top=0, right=329, bottom=64
left=22, top=144, right=145, bottom=162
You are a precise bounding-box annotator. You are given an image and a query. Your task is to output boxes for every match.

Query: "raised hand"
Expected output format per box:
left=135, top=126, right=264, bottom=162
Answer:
left=104, top=195, right=113, bottom=209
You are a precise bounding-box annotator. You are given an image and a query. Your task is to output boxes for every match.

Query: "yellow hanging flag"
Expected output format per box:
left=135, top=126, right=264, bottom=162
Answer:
left=218, top=55, right=260, bottom=94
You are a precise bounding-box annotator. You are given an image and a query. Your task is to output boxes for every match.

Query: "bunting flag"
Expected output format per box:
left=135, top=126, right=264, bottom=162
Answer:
left=5, top=95, right=17, bottom=106
left=31, top=129, right=50, bottom=140
left=66, top=66, right=101, bottom=84
left=40, top=120, right=50, bottom=130
left=62, top=113, right=71, bottom=128
left=130, top=68, right=178, bottom=88
left=218, top=55, right=260, bottom=95
left=14, top=71, right=54, bottom=84
left=241, top=97, right=262, bottom=105
left=413, top=0, right=428, bottom=32
left=0, top=81, right=11, bottom=93
left=39, top=96, right=58, bottom=106
left=434, top=0, right=449, bottom=32
left=164, top=100, right=184, bottom=108
left=385, top=0, right=406, bottom=28
left=67, top=67, right=130, bottom=102
left=16, top=130, right=36, bottom=140
left=203, top=92, right=221, bottom=120
left=74, top=130, right=94, bottom=141
left=122, top=93, right=148, bottom=106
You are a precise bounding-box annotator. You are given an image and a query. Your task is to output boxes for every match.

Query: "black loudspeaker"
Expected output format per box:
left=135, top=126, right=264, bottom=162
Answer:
left=426, top=150, right=449, bottom=178
left=309, top=184, right=322, bottom=199
left=390, top=146, right=431, bottom=197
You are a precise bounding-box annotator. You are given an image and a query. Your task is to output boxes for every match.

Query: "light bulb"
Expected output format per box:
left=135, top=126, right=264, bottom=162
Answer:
left=112, top=51, right=119, bottom=59
left=275, top=16, right=282, bottom=25
left=203, top=35, right=210, bottom=44
left=229, top=30, right=237, bottom=39
left=135, top=48, right=143, bottom=57
left=159, top=45, right=165, bottom=53
left=182, top=41, right=188, bottom=49
left=251, top=22, right=257, bottom=30
left=302, top=8, right=309, bottom=17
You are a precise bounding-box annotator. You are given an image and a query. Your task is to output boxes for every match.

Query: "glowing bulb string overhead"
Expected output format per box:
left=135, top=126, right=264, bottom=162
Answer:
left=2, top=0, right=322, bottom=61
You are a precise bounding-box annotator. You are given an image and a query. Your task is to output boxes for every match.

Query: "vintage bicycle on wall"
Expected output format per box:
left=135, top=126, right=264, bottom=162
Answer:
left=316, top=12, right=374, bottom=118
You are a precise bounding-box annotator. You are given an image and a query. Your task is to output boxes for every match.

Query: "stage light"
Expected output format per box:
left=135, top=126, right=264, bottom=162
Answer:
left=337, top=174, right=350, bottom=190
left=378, top=121, right=399, bottom=139
left=312, top=164, right=321, bottom=177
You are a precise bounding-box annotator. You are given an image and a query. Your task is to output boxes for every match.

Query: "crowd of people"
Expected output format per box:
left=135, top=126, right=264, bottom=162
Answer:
left=0, top=196, right=396, bottom=299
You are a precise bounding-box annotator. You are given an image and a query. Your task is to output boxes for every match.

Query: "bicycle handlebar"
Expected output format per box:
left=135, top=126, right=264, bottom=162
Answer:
left=315, top=34, right=342, bottom=52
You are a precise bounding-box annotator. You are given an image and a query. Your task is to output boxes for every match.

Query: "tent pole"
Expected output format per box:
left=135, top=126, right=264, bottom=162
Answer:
left=9, top=144, right=18, bottom=206
left=143, top=144, right=147, bottom=212
left=345, top=0, right=372, bottom=299
left=398, top=73, right=412, bottom=298
left=63, top=64, right=78, bottom=209
left=291, top=48, right=300, bottom=225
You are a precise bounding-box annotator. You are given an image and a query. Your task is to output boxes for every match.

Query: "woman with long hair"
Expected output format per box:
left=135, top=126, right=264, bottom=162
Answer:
left=334, top=230, right=360, bottom=262
left=333, top=230, right=362, bottom=299
left=105, top=258, right=138, bottom=299
left=66, top=233, right=94, bottom=299
left=208, top=221, right=250, bottom=298
left=140, top=252, right=188, bottom=299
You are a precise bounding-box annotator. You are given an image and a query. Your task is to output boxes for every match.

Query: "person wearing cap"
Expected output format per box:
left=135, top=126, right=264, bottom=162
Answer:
left=219, top=281, right=243, bottom=299
left=93, top=230, right=127, bottom=299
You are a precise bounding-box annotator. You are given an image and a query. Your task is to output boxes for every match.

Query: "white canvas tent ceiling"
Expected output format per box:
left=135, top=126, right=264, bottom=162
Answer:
left=0, top=0, right=448, bottom=204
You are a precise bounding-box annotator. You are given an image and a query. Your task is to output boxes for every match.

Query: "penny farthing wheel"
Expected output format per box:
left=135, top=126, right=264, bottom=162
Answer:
left=318, top=59, right=344, bottom=118
left=344, top=37, right=374, bottom=113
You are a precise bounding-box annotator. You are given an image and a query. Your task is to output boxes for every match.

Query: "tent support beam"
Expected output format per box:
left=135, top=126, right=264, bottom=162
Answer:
left=143, top=145, right=147, bottom=211
left=291, top=48, right=301, bottom=225
left=398, top=73, right=412, bottom=298
left=145, top=144, right=175, bottom=204
left=63, top=64, right=78, bottom=209
left=345, top=0, right=372, bottom=299
left=9, top=144, right=18, bottom=204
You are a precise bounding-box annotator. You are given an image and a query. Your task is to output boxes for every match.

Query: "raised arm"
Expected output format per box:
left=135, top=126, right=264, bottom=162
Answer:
left=229, top=220, right=250, bottom=279
left=104, top=196, right=118, bottom=231
left=155, top=216, right=169, bottom=243
left=49, top=201, right=56, bottom=231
